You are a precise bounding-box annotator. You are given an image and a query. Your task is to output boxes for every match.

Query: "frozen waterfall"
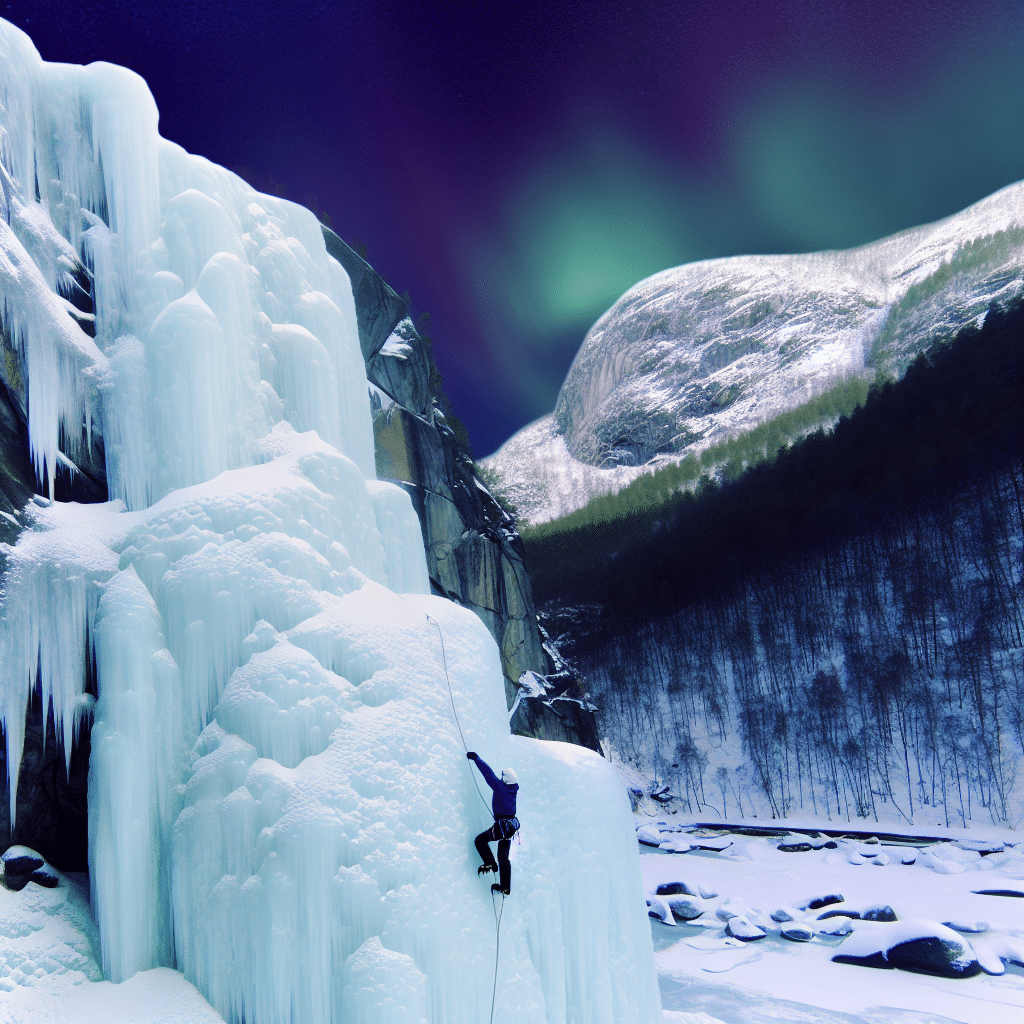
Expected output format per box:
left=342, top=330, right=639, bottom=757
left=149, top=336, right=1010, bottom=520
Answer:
left=0, top=19, right=661, bottom=1024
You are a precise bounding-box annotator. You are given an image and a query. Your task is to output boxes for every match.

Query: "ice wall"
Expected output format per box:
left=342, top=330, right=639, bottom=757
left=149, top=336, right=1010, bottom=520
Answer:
left=0, top=19, right=661, bottom=1024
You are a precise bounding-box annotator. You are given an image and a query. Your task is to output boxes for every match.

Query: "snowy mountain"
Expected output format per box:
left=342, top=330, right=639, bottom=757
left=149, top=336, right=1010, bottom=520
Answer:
left=483, top=181, right=1024, bottom=524
left=0, top=20, right=660, bottom=1024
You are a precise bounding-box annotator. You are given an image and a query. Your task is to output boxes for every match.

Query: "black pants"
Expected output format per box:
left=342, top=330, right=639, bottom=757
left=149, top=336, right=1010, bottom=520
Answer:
left=475, top=822, right=516, bottom=893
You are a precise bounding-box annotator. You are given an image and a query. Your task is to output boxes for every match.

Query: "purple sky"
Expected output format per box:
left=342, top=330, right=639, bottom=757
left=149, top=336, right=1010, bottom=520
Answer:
left=5, top=1, right=1022, bottom=455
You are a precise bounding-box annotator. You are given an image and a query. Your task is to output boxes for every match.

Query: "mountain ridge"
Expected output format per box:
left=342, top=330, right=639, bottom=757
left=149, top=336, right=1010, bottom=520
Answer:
left=483, top=180, right=1024, bottom=524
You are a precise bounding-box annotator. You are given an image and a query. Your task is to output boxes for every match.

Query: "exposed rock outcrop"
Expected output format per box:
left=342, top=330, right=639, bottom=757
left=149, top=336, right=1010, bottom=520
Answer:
left=326, top=227, right=599, bottom=751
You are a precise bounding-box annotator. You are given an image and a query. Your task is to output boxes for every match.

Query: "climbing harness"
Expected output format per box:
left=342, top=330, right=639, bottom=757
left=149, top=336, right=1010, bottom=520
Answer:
left=493, top=815, right=520, bottom=841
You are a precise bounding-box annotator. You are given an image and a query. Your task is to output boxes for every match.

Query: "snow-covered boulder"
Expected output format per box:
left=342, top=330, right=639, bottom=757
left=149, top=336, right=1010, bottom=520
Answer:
left=832, top=920, right=982, bottom=978
left=1, top=847, right=59, bottom=891
left=636, top=824, right=665, bottom=847
left=795, top=892, right=843, bottom=911
left=724, top=916, right=766, bottom=941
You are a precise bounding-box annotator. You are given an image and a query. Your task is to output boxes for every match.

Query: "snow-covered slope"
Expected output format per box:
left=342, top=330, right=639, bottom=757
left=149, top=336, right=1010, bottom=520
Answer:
left=484, top=181, right=1024, bottom=524
left=0, top=20, right=660, bottom=1024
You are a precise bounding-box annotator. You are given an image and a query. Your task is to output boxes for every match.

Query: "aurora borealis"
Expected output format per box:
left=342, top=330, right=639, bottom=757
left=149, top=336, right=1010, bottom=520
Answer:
left=5, top=0, right=1022, bottom=456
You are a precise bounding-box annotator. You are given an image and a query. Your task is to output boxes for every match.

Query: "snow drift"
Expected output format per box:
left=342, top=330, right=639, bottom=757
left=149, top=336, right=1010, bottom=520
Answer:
left=0, top=20, right=660, bottom=1023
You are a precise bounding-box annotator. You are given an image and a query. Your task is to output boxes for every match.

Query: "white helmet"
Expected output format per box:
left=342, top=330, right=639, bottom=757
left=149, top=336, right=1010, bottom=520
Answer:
left=501, top=768, right=517, bottom=786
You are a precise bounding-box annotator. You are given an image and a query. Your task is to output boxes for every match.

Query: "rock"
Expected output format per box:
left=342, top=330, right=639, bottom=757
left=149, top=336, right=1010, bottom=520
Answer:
left=886, top=937, right=981, bottom=978
left=690, top=836, right=732, bottom=852
left=832, top=920, right=982, bottom=978
left=0, top=689, right=91, bottom=873
left=943, top=920, right=988, bottom=934
left=817, top=918, right=854, bottom=936
left=658, top=838, right=692, bottom=854
left=358, top=302, right=599, bottom=751
left=972, top=888, right=1024, bottom=897
left=781, top=926, right=813, bottom=942
left=655, top=882, right=695, bottom=897
left=666, top=896, right=710, bottom=921
left=778, top=838, right=813, bottom=852
left=725, top=916, right=766, bottom=941
left=714, top=898, right=746, bottom=921
left=770, top=907, right=795, bottom=923
left=833, top=949, right=892, bottom=969
left=698, top=884, right=718, bottom=899
left=819, top=904, right=895, bottom=923
left=321, top=226, right=406, bottom=362
left=797, top=893, right=844, bottom=911
left=955, top=838, right=1004, bottom=855
left=646, top=896, right=675, bottom=925
left=862, top=905, right=898, bottom=922
left=1, top=846, right=59, bottom=892
left=636, top=825, right=664, bottom=847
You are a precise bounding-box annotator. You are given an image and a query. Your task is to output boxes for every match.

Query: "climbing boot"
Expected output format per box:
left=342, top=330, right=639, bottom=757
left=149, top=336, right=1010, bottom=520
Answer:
left=478, top=864, right=496, bottom=876
left=491, top=883, right=510, bottom=897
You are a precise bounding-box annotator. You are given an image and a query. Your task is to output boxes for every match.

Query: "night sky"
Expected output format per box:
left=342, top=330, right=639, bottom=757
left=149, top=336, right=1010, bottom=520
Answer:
left=3, top=1, right=1022, bottom=457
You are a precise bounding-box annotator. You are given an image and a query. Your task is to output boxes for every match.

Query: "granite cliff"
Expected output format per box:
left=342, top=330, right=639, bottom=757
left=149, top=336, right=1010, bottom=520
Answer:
left=321, top=225, right=599, bottom=751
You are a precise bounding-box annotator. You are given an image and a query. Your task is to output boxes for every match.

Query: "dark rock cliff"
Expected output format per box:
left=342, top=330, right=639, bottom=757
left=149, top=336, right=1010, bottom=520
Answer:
left=322, top=226, right=600, bottom=751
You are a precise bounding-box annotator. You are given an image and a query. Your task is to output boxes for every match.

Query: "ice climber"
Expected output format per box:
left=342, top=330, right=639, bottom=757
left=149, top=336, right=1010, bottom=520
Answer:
left=467, top=751, right=519, bottom=896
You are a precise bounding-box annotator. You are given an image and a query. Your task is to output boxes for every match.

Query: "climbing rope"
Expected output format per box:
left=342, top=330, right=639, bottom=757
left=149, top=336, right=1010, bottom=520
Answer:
left=425, top=608, right=507, bottom=1024
left=489, top=887, right=505, bottom=1024
left=423, top=609, right=491, bottom=813
left=398, top=596, right=507, bottom=1022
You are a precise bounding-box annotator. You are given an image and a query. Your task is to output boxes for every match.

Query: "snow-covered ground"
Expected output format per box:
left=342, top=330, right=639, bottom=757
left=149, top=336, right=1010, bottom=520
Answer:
left=9, top=816, right=1023, bottom=1024
left=0, top=857, right=225, bottom=1024
left=638, top=817, right=1024, bottom=1024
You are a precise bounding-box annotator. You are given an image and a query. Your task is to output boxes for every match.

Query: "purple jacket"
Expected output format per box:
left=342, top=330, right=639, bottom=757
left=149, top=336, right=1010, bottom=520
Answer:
left=473, top=756, right=519, bottom=819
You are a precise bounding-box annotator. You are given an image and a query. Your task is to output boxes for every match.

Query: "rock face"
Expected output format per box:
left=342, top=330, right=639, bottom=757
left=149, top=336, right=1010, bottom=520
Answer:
left=335, top=227, right=599, bottom=750
left=0, top=676, right=92, bottom=873
left=0, top=377, right=34, bottom=552
left=0, top=309, right=94, bottom=872
left=321, top=226, right=599, bottom=750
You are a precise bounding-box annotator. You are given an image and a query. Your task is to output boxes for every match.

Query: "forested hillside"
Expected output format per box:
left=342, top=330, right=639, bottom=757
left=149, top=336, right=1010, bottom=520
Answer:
left=529, top=301, right=1024, bottom=826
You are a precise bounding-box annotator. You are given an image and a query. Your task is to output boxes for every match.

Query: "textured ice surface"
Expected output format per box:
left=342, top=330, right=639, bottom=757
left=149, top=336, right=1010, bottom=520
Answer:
left=0, top=19, right=661, bottom=1024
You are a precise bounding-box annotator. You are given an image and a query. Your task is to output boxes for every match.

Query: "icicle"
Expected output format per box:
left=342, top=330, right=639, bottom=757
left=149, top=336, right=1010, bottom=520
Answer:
left=89, top=564, right=180, bottom=980
left=0, top=513, right=117, bottom=824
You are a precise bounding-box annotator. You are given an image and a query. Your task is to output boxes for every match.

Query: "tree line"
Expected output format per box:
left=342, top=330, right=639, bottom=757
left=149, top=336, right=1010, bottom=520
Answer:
left=523, top=299, right=1024, bottom=619
left=532, top=298, right=1023, bottom=825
